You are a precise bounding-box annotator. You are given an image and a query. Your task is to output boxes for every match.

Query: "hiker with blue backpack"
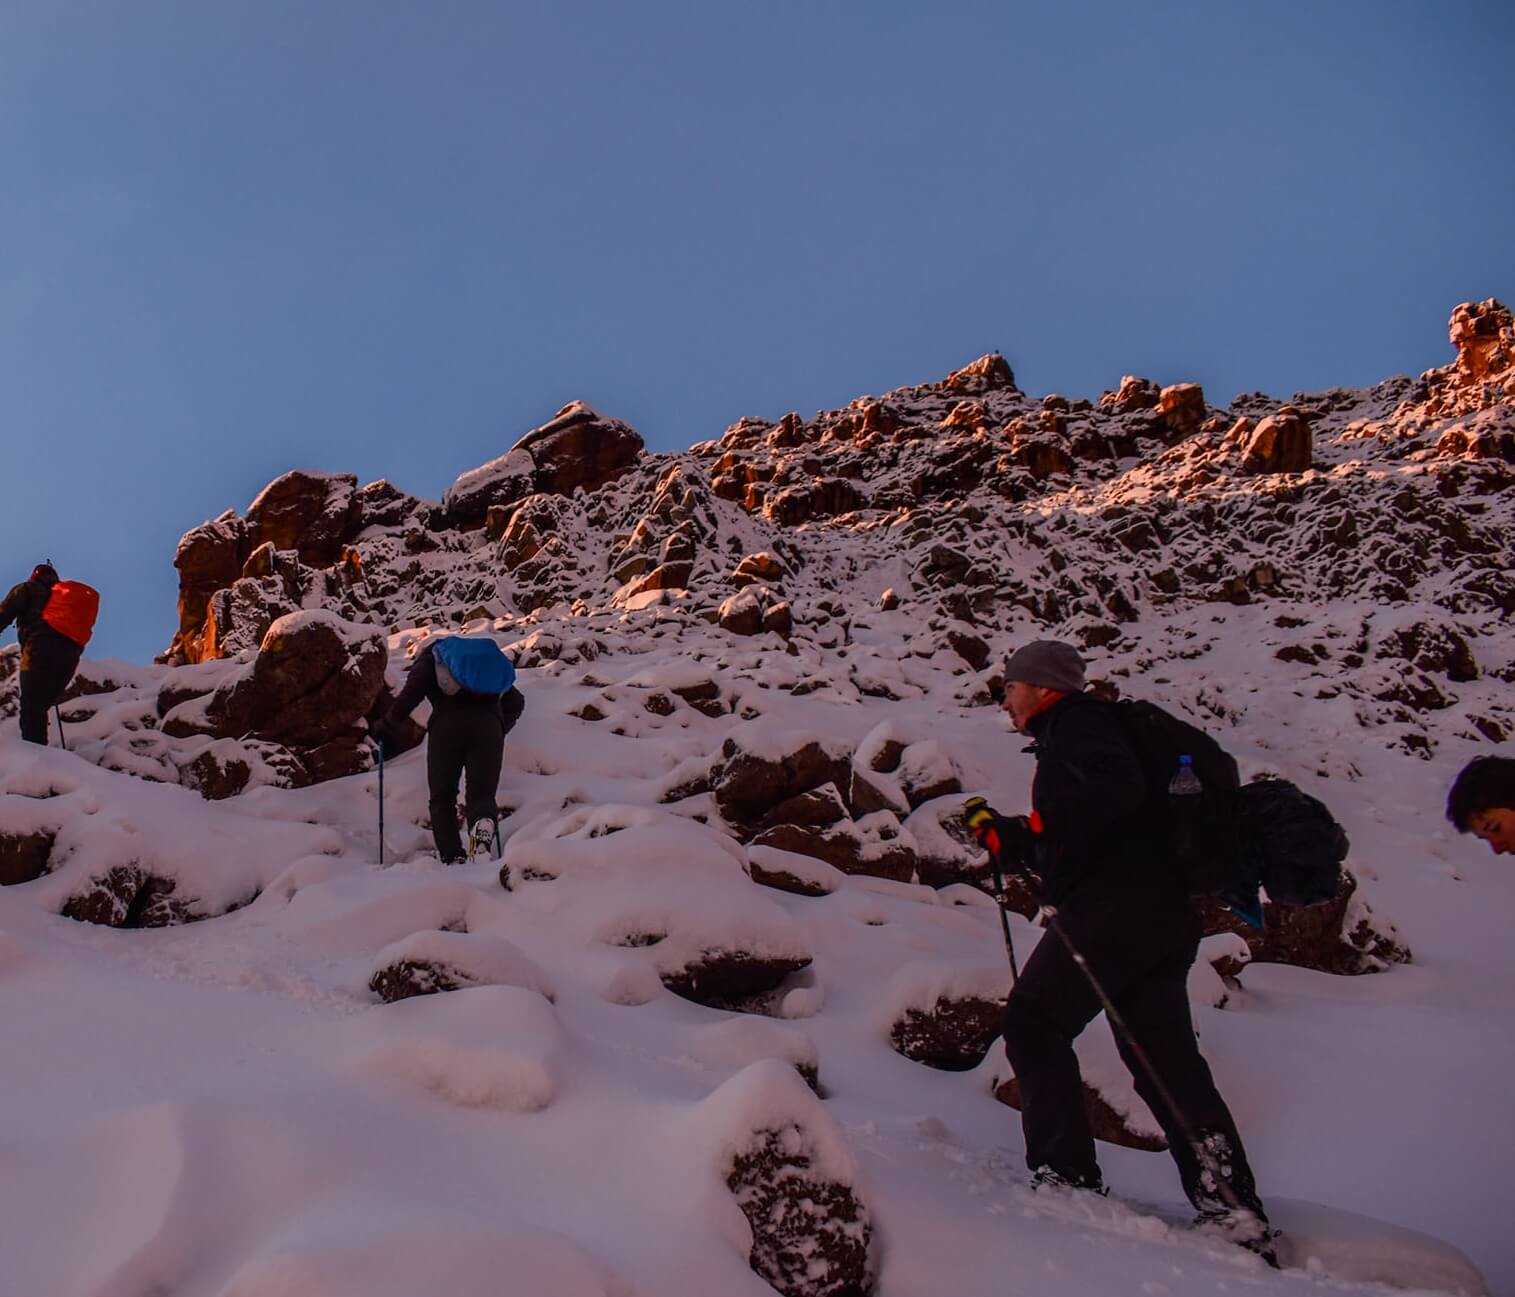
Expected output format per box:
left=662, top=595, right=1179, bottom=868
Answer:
left=370, top=636, right=524, bottom=863
left=0, top=563, right=100, bottom=745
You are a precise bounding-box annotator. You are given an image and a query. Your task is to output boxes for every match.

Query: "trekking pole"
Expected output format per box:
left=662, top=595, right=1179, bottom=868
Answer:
left=372, top=741, right=386, bottom=866
left=964, top=797, right=1021, bottom=983
left=1038, top=906, right=1256, bottom=1224
left=54, top=704, right=67, bottom=751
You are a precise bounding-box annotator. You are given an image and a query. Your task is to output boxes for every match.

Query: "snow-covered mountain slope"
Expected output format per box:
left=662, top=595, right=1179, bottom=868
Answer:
left=1, top=300, right=1511, bottom=1296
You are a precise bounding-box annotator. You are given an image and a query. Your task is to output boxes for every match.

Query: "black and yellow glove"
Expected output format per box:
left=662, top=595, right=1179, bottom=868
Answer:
left=963, top=797, right=1035, bottom=870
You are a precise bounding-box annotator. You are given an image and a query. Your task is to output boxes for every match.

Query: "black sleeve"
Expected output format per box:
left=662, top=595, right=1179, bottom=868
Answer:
left=499, top=686, right=525, bottom=734
left=384, top=645, right=437, bottom=727
left=0, top=581, right=31, bottom=633
left=1035, top=703, right=1148, bottom=850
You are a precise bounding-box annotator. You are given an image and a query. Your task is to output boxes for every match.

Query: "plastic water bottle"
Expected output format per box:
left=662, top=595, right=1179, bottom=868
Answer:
left=1168, top=754, right=1203, bottom=796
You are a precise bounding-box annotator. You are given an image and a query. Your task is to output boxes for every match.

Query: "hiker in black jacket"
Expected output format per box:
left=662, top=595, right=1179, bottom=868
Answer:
left=0, top=564, right=83, bottom=745
left=990, top=639, right=1273, bottom=1256
left=370, top=642, right=525, bottom=863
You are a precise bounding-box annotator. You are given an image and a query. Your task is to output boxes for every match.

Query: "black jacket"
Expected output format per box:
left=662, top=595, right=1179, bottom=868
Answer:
left=0, top=573, right=58, bottom=648
left=384, top=643, right=525, bottom=733
left=1025, top=691, right=1161, bottom=907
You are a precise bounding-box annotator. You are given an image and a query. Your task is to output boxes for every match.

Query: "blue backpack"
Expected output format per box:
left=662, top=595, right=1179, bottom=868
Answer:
left=433, top=637, right=516, bottom=698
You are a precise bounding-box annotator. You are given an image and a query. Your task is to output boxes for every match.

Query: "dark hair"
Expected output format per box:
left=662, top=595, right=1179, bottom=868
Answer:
left=1446, top=756, right=1515, bottom=830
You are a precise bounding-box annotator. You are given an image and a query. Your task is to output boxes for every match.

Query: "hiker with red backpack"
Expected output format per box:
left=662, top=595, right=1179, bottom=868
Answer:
left=0, top=563, right=100, bottom=745
left=370, top=636, right=524, bottom=864
left=970, top=639, right=1278, bottom=1262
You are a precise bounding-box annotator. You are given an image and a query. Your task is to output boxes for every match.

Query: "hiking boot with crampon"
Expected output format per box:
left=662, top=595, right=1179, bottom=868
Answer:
left=1029, top=1166, right=1107, bottom=1196
left=1194, top=1208, right=1280, bottom=1268
left=467, top=817, right=497, bottom=860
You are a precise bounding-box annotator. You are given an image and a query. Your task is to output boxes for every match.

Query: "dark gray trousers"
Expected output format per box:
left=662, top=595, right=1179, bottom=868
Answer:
left=1001, top=873, right=1263, bottom=1216
left=19, top=628, right=82, bottom=745
left=426, top=706, right=504, bottom=862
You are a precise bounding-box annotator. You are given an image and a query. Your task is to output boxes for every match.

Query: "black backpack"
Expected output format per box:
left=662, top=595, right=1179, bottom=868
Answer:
left=1113, top=699, right=1347, bottom=910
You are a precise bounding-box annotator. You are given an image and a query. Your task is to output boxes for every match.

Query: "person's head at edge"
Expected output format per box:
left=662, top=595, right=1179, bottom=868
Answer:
left=1000, top=639, right=1085, bottom=734
left=1447, top=756, right=1515, bottom=856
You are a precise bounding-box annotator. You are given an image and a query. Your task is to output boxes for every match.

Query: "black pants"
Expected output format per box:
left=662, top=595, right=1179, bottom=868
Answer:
left=1001, top=873, right=1264, bottom=1217
left=18, top=628, right=83, bottom=745
left=426, top=705, right=504, bottom=862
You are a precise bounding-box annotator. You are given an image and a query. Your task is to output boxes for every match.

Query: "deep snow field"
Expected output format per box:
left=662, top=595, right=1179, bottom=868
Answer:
left=1, top=595, right=1510, bottom=1297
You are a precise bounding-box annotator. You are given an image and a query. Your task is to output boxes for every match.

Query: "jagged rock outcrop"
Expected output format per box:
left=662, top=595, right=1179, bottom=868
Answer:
left=442, top=402, right=644, bottom=529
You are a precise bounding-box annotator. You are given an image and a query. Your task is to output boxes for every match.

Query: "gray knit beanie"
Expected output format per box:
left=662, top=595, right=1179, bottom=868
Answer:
left=1003, top=640, right=1086, bottom=693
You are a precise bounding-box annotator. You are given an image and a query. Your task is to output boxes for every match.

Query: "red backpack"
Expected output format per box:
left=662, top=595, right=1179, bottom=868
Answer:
left=42, top=580, right=100, bottom=648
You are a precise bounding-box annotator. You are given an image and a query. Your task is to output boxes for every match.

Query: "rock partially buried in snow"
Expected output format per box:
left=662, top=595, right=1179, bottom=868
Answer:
left=882, top=961, right=1007, bottom=1070
left=60, top=864, right=198, bottom=928
left=353, top=984, right=564, bottom=1112
left=662, top=947, right=813, bottom=1013
left=691, top=1060, right=874, bottom=1297
left=0, top=827, right=55, bottom=886
left=368, top=930, right=555, bottom=1004
left=746, top=844, right=846, bottom=898
left=712, top=725, right=853, bottom=832
left=993, top=1074, right=1167, bottom=1153
left=751, top=814, right=916, bottom=883
left=691, top=1016, right=821, bottom=1092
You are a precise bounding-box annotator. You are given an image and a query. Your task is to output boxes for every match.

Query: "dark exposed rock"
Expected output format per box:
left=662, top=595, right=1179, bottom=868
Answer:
left=714, top=736, right=853, bottom=830
left=369, top=959, right=467, bottom=1003
left=246, top=470, right=362, bottom=567
left=443, top=402, right=643, bottom=529
left=763, top=782, right=850, bottom=830
left=1157, top=383, right=1206, bottom=440
left=0, top=829, right=55, bottom=886
left=1242, top=408, right=1313, bottom=474
left=728, top=1127, right=874, bottom=1297
left=178, top=749, right=252, bottom=800
left=890, top=994, right=1004, bottom=1070
left=60, top=865, right=197, bottom=928
left=198, top=613, right=387, bottom=747
left=662, top=950, right=813, bottom=1010
left=752, top=820, right=915, bottom=883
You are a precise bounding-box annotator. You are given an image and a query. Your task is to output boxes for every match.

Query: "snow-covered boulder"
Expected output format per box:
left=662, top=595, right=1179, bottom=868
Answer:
left=693, top=1061, right=874, bottom=1297
left=712, top=724, right=853, bottom=831
left=368, top=931, right=555, bottom=1004
left=163, top=611, right=387, bottom=785
left=881, top=961, right=1007, bottom=1071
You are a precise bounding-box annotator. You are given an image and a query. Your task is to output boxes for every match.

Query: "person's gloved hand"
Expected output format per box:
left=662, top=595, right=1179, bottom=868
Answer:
left=963, top=797, right=1035, bottom=870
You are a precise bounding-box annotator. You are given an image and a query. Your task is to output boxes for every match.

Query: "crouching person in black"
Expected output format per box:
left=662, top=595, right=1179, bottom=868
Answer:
left=370, top=638, right=524, bottom=864
left=0, top=563, right=84, bottom=745
left=991, top=639, right=1274, bottom=1262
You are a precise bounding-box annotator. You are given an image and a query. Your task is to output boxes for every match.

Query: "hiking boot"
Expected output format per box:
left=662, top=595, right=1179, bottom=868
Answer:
left=467, top=817, right=496, bottom=860
left=1194, top=1208, right=1280, bottom=1268
left=1029, top=1165, right=1107, bottom=1196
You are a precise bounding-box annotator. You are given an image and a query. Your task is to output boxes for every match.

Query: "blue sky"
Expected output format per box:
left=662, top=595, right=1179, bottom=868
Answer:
left=2, top=0, right=1511, bottom=663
